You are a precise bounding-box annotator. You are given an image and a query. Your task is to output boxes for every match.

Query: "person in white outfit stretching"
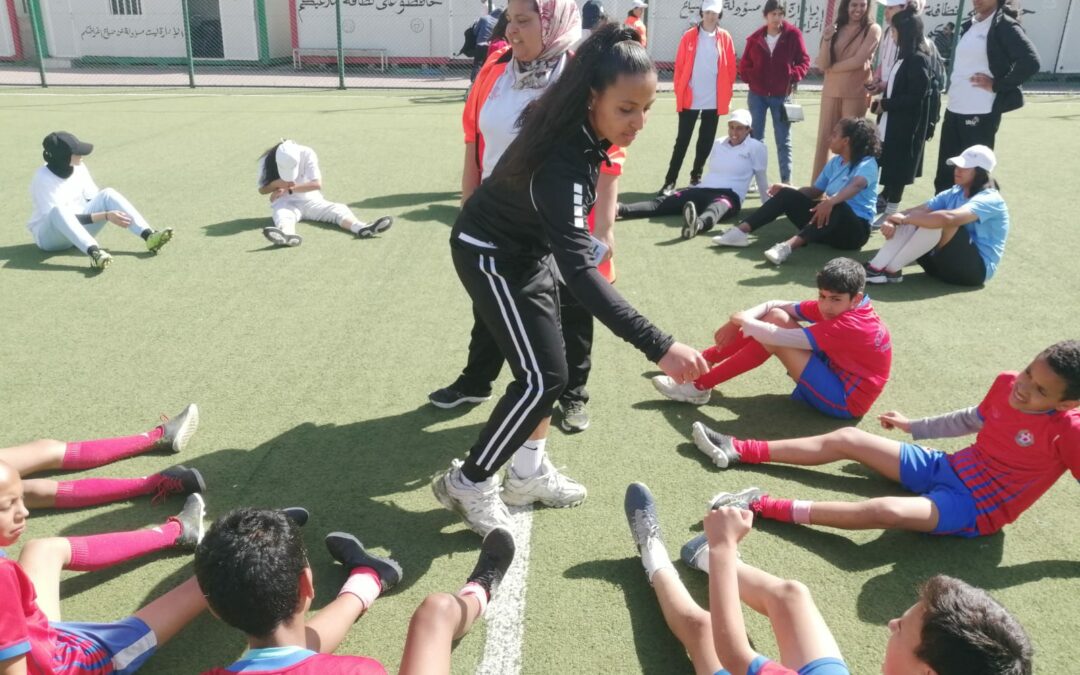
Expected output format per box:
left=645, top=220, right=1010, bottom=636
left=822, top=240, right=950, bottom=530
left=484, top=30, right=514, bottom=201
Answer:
left=28, top=131, right=174, bottom=271
left=257, top=140, right=393, bottom=247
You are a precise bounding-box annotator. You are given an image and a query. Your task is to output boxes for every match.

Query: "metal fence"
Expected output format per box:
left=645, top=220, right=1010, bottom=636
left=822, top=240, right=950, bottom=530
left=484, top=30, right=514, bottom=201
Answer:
left=1, top=0, right=1077, bottom=89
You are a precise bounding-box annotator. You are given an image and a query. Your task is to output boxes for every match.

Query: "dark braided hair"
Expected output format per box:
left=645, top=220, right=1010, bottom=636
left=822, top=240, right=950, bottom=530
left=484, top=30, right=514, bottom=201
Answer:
left=258, top=141, right=284, bottom=187
left=837, top=117, right=880, bottom=166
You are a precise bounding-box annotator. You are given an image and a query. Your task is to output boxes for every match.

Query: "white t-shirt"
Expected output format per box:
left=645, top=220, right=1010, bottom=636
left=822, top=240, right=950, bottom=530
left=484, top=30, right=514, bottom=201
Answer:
left=698, top=136, right=768, bottom=203
left=765, top=32, right=780, bottom=54
left=947, top=15, right=996, bottom=115
left=875, top=29, right=898, bottom=84
left=690, top=29, right=719, bottom=111
left=877, top=57, right=904, bottom=140
left=478, top=55, right=566, bottom=180
left=27, top=164, right=99, bottom=233
left=257, top=144, right=324, bottom=202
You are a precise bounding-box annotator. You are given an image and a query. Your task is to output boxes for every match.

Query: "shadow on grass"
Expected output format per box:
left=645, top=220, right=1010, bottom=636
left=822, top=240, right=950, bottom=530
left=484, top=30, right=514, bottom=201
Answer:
left=202, top=217, right=266, bottom=238
left=352, top=191, right=459, bottom=210
left=565, top=556, right=697, bottom=674
left=0, top=243, right=156, bottom=276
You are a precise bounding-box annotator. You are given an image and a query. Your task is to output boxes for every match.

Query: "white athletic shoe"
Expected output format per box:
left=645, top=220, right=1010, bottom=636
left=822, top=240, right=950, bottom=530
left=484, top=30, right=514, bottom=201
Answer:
left=652, top=375, right=710, bottom=405
left=502, top=456, right=587, bottom=508
left=711, top=227, right=750, bottom=247
left=431, top=459, right=513, bottom=536
left=691, top=421, right=740, bottom=469
left=764, top=242, right=793, bottom=265
left=708, top=486, right=766, bottom=512
left=681, top=201, right=699, bottom=239
left=161, top=404, right=200, bottom=453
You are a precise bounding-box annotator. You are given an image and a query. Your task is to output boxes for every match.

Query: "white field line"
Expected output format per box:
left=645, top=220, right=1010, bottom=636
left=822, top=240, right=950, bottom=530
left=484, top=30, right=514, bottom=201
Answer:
left=475, top=505, right=532, bottom=675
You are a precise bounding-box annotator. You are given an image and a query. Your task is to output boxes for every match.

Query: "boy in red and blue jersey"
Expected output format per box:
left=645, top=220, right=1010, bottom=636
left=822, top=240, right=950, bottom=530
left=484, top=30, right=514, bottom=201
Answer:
left=690, top=340, right=1080, bottom=538
left=652, top=257, right=891, bottom=419
left=0, top=460, right=207, bottom=675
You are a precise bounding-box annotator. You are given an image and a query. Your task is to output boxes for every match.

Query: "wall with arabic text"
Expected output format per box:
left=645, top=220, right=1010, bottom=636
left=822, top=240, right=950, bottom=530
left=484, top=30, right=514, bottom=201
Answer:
left=1, top=0, right=17, bottom=59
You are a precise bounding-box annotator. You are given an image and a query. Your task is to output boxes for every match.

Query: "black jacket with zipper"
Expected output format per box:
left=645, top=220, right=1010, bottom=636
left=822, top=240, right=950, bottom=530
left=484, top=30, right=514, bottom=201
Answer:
left=960, top=7, right=1040, bottom=114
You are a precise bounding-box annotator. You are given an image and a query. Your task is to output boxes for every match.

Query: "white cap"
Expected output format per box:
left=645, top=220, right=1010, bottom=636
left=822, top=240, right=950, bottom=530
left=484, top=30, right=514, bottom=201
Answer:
left=631, top=0, right=648, bottom=7
left=275, top=140, right=302, bottom=182
left=884, top=0, right=908, bottom=7
left=728, top=109, right=752, bottom=127
left=702, top=0, right=723, bottom=13
left=946, top=145, right=997, bottom=173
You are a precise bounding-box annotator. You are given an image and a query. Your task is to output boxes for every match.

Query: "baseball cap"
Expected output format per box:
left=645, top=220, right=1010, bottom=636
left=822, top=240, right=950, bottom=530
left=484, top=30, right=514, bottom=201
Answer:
left=729, top=109, right=752, bottom=127
left=631, top=0, right=648, bottom=8
left=884, top=0, right=908, bottom=7
left=946, top=145, right=997, bottom=172
left=275, top=140, right=302, bottom=182
left=42, top=131, right=93, bottom=157
left=702, top=0, right=723, bottom=13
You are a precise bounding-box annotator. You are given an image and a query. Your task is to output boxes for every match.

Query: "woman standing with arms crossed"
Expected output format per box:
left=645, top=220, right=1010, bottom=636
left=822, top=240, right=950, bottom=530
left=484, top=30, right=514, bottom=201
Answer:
left=811, top=0, right=881, bottom=181
left=431, top=24, right=707, bottom=535
left=658, top=0, right=736, bottom=196
left=430, top=0, right=623, bottom=435
left=739, top=0, right=810, bottom=186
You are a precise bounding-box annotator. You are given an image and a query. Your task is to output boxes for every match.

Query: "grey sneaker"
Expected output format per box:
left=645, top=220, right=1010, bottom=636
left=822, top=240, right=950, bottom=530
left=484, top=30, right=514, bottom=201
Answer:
left=466, top=527, right=516, bottom=601
left=432, top=459, right=513, bottom=536
left=559, top=400, right=590, bottom=433
left=681, top=201, right=699, bottom=239
left=152, top=465, right=206, bottom=504
left=428, top=385, right=492, bottom=409
left=502, top=456, right=587, bottom=508
left=624, top=482, right=667, bottom=576
left=282, top=507, right=310, bottom=527
left=652, top=375, right=710, bottom=405
left=88, top=248, right=113, bottom=270
left=325, top=532, right=403, bottom=592
left=708, top=487, right=766, bottom=512
left=172, top=493, right=206, bottom=549
left=691, top=422, right=740, bottom=469
left=680, top=533, right=709, bottom=572
left=160, top=403, right=199, bottom=453
left=145, top=228, right=174, bottom=253
left=764, top=242, right=793, bottom=265
left=356, top=216, right=393, bottom=238
left=262, top=226, right=288, bottom=246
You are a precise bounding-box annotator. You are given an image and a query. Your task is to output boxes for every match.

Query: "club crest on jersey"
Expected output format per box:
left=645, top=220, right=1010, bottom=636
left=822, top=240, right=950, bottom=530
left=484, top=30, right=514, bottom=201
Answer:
left=1015, top=430, right=1034, bottom=447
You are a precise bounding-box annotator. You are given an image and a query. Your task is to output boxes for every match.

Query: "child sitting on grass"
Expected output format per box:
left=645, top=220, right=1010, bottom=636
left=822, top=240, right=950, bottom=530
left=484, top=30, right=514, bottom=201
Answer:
left=623, top=482, right=1033, bottom=675
left=691, top=340, right=1080, bottom=538
left=653, top=257, right=891, bottom=419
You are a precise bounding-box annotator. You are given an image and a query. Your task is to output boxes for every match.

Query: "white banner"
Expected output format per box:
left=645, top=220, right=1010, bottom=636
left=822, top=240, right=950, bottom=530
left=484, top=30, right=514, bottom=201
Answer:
left=0, top=0, right=16, bottom=58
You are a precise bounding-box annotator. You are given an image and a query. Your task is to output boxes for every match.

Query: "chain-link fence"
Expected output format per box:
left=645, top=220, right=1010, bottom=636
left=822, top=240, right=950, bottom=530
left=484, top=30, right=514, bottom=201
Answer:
left=0, top=0, right=1077, bottom=89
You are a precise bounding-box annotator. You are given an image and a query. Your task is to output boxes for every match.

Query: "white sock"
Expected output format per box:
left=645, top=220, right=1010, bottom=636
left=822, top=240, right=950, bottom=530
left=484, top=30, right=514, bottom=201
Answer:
left=454, top=468, right=494, bottom=491
left=641, top=537, right=674, bottom=582
left=458, top=581, right=489, bottom=617
left=511, top=439, right=546, bottom=477
left=339, top=569, right=381, bottom=612
left=883, top=202, right=899, bottom=216
left=349, top=221, right=367, bottom=234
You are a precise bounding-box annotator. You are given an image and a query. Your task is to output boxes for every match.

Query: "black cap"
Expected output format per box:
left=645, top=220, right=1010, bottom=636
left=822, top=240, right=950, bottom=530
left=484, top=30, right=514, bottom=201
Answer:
left=42, top=131, right=94, bottom=158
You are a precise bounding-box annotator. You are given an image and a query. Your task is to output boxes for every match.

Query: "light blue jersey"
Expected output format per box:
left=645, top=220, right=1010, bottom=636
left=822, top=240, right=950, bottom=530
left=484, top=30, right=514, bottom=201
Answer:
left=925, top=186, right=1010, bottom=280
left=813, top=155, right=879, bottom=222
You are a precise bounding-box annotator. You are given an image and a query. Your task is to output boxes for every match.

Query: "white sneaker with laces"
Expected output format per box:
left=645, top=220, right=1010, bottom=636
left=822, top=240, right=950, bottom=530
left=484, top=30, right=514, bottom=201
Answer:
left=764, top=242, right=793, bottom=265
left=652, top=375, right=710, bottom=405
left=711, top=227, right=750, bottom=247
left=431, top=459, right=513, bottom=535
left=502, top=456, right=587, bottom=508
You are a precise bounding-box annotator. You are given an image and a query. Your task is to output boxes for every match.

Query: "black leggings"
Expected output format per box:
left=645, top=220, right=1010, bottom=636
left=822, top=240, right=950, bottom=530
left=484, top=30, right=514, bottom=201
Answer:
left=619, top=187, right=742, bottom=230
left=934, top=110, right=1001, bottom=193
left=918, top=228, right=987, bottom=286
left=880, top=184, right=906, bottom=203
left=743, top=187, right=870, bottom=250
left=665, top=109, right=720, bottom=185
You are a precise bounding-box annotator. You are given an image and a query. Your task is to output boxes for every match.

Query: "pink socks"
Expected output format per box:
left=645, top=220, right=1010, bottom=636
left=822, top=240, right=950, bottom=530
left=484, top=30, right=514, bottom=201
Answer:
left=339, top=567, right=382, bottom=612
left=751, top=497, right=813, bottom=525
left=695, top=339, right=771, bottom=390
left=62, top=427, right=164, bottom=470
left=53, top=475, right=166, bottom=509
left=459, top=581, right=489, bottom=617
left=66, top=519, right=181, bottom=572
left=732, top=438, right=771, bottom=464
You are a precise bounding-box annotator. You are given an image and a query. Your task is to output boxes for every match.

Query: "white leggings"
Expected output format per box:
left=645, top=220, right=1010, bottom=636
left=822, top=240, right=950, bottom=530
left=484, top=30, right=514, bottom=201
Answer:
left=32, top=188, right=150, bottom=253
left=271, top=198, right=356, bottom=235
left=868, top=224, right=942, bottom=272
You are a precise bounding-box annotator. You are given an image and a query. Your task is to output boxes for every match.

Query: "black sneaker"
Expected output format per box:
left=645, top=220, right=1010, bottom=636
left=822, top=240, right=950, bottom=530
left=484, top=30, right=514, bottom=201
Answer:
left=152, top=465, right=206, bottom=504
left=657, top=182, right=676, bottom=197
left=172, top=493, right=206, bottom=549
left=559, top=399, right=590, bottom=433
left=866, top=266, right=903, bottom=284
left=325, top=532, right=403, bottom=592
left=428, top=385, right=492, bottom=409
left=466, top=527, right=516, bottom=601
left=356, top=216, right=394, bottom=238
left=281, top=507, right=310, bottom=527
left=689, top=174, right=701, bottom=186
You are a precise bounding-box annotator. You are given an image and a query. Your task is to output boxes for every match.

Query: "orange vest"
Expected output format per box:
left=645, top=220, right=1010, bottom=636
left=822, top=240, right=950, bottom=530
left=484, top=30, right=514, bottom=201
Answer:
left=673, top=26, right=736, bottom=114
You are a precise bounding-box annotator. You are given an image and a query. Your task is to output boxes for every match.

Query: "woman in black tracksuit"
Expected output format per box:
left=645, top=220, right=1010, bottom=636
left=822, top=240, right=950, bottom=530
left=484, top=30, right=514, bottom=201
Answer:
left=431, top=24, right=706, bottom=536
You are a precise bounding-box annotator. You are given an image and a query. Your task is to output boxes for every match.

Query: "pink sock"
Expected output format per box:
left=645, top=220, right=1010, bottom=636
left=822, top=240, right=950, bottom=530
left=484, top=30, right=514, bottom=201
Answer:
left=66, top=519, right=181, bottom=572
left=694, top=339, right=771, bottom=390
left=459, top=581, right=489, bottom=617
left=701, top=334, right=753, bottom=364
left=339, top=567, right=382, bottom=612
left=62, top=427, right=165, bottom=470
left=751, top=495, right=794, bottom=523
left=52, top=475, right=164, bottom=509
left=732, top=438, right=771, bottom=464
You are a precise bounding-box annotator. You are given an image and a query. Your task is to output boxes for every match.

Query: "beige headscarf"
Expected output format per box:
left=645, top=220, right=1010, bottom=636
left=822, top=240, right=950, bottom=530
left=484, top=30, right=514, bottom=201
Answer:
left=513, top=0, right=582, bottom=89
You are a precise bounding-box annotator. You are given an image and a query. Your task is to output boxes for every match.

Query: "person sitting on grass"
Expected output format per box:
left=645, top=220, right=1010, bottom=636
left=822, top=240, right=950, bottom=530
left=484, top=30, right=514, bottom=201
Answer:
left=2, top=404, right=202, bottom=512
left=257, top=140, right=393, bottom=247
left=27, top=131, right=174, bottom=271
left=0, top=460, right=207, bottom=675
left=690, top=339, right=1080, bottom=539
left=653, top=257, right=891, bottom=420
left=864, top=145, right=1009, bottom=286
left=195, top=508, right=515, bottom=675
left=711, top=117, right=879, bottom=266
left=616, top=108, right=768, bottom=240
left=622, top=482, right=1033, bottom=675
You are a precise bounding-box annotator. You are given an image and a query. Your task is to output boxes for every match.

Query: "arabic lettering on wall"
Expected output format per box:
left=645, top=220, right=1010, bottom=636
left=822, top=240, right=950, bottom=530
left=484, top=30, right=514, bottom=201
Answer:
left=80, top=25, right=184, bottom=40
left=297, top=0, right=445, bottom=16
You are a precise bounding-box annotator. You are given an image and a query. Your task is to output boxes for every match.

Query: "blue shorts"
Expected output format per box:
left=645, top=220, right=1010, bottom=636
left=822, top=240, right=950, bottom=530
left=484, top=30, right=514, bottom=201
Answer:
left=51, top=616, right=157, bottom=674
left=717, top=654, right=850, bottom=675
left=790, top=353, right=854, bottom=420
left=898, top=443, right=980, bottom=537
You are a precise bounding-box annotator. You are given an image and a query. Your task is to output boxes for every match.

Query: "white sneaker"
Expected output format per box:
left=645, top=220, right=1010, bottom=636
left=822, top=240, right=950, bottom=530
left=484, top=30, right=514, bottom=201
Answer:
left=502, top=456, right=587, bottom=508
left=764, top=242, right=792, bottom=265
left=711, top=227, right=750, bottom=247
left=690, top=421, right=740, bottom=469
left=681, top=201, right=699, bottom=240
left=652, top=375, right=710, bottom=405
left=431, top=459, right=513, bottom=536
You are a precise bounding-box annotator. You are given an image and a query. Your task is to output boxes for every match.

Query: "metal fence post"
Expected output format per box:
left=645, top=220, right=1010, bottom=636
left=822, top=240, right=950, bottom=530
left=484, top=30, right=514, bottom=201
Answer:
left=798, top=0, right=808, bottom=34
left=336, top=0, right=346, bottom=90
left=181, top=0, right=196, bottom=88
left=26, top=0, right=47, bottom=88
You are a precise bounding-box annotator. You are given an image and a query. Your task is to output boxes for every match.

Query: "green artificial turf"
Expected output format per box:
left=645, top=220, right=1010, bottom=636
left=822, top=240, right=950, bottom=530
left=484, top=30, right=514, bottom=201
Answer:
left=0, top=88, right=1078, bottom=674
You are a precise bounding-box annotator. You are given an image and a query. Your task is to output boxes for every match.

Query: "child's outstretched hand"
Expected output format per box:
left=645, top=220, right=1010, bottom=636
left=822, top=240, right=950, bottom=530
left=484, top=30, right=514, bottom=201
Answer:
left=878, top=411, right=911, bottom=433
left=714, top=321, right=740, bottom=348
left=704, top=507, right=754, bottom=548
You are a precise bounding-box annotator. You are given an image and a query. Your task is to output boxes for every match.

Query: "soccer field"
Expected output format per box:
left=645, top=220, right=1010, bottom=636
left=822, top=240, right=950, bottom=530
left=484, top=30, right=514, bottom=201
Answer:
left=1, top=88, right=1078, bottom=674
